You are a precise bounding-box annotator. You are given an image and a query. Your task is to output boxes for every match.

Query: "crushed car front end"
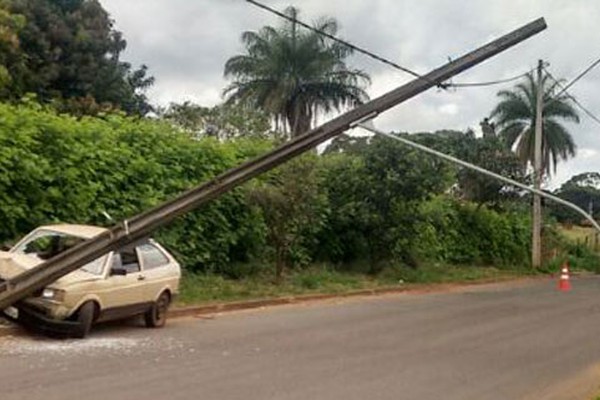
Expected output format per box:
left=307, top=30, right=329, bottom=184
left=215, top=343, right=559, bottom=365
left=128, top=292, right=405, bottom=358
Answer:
left=0, top=251, right=90, bottom=335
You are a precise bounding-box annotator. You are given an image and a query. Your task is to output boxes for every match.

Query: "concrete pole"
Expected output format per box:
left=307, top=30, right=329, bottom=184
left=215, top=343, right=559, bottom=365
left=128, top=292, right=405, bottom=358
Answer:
left=532, top=59, right=544, bottom=268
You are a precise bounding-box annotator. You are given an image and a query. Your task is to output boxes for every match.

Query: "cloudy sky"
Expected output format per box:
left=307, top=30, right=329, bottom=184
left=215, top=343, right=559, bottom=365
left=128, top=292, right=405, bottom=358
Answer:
left=99, top=0, right=600, bottom=188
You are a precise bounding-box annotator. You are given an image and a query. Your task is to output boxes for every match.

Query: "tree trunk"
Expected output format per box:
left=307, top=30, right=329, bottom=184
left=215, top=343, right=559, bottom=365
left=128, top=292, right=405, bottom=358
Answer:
left=288, top=104, right=311, bottom=138
left=274, top=245, right=285, bottom=283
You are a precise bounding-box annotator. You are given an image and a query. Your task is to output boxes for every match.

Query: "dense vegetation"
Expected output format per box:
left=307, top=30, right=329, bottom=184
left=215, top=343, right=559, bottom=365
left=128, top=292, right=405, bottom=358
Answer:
left=0, top=1, right=595, bottom=295
left=548, top=172, right=600, bottom=224
left=0, top=102, right=554, bottom=280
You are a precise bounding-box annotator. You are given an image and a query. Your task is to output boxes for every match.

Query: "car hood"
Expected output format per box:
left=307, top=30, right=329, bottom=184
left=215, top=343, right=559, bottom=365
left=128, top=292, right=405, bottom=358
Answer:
left=0, top=251, right=98, bottom=287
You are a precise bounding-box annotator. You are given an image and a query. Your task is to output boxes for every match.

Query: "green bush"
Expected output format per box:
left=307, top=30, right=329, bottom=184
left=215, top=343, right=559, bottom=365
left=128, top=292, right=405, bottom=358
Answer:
left=0, top=101, right=271, bottom=272
left=566, top=243, right=600, bottom=273
left=0, top=101, right=538, bottom=280
left=415, top=197, right=530, bottom=267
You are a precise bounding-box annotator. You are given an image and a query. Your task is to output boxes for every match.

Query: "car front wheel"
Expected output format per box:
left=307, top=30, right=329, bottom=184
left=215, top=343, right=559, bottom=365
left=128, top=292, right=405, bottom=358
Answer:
left=73, top=301, right=95, bottom=339
left=145, top=292, right=170, bottom=328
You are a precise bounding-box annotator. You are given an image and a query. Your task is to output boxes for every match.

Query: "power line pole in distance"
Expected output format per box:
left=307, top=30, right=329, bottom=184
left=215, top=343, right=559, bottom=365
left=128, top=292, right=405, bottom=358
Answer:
left=532, top=59, right=544, bottom=268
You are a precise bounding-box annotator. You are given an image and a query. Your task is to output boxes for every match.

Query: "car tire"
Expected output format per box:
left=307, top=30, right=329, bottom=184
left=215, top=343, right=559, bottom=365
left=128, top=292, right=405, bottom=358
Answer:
left=73, top=301, right=95, bottom=339
left=145, top=292, right=170, bottom=328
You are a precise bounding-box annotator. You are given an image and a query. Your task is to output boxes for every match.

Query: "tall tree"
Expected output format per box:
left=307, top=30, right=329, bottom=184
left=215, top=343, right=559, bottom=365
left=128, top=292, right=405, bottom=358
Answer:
left=453, top=130, right=527, bottom=207
left=246, top=155, right=328, bottom=281
left=0, top=0, right=25, bottom=96
left=550, top=172, right=600, bottom=223
left=224, top=6, right=370, bottom=138
left=4, top=0, right=153, bottom=115
left=490, top=72, right=579, bottom=175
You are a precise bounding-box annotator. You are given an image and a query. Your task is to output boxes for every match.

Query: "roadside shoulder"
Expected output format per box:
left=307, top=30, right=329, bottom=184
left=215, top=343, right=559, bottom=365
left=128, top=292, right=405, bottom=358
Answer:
left=0, top=274, right=554, bottom=338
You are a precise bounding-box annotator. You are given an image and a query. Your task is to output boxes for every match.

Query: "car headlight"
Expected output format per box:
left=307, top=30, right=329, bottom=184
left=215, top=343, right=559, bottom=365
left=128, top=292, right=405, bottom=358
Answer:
left=41, top=288, right=65, bottom=302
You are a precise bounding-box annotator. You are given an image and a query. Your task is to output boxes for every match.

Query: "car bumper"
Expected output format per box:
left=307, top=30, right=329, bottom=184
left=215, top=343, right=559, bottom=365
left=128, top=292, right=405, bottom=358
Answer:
left=3, top=302, right=80, bottom=335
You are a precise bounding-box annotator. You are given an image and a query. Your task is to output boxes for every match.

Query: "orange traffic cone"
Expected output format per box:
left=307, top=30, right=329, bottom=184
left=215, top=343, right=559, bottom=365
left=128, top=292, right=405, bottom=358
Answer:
left=558, top=261, right=571, bottom=292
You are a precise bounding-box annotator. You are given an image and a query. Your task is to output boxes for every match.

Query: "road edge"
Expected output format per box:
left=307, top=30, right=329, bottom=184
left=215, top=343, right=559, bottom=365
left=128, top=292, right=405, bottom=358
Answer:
left=0, top=274, right=556, bottom=338
left=169, top=275, right=553, bottom=319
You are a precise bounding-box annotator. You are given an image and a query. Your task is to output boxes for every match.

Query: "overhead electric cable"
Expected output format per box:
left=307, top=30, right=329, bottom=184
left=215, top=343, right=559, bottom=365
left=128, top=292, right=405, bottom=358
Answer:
left=450, top=68, right=534, bottom=87
left=356, top=121, right=600, bottom=232
left=245, top=0, right=439, bottom=85
left=544, top=67, right=600, bottom=127
left=246, top=0, right=534, bottom=90
left=552, top=56, right=600, bottom=99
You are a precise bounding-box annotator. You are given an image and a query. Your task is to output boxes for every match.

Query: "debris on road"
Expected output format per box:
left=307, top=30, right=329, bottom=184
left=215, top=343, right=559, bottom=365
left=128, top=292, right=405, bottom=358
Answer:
left=0, top=334, right=185, bottom=357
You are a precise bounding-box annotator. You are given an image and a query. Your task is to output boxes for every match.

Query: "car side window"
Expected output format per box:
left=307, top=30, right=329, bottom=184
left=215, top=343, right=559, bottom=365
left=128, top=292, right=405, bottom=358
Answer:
left=138, top=243, right=170, bottom=270
left=112, top=248, right=141, bottom=274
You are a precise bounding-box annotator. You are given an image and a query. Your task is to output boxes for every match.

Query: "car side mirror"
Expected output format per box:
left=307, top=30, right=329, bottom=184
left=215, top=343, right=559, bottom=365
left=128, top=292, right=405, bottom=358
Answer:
left=110, top=268, right=128, bottom=276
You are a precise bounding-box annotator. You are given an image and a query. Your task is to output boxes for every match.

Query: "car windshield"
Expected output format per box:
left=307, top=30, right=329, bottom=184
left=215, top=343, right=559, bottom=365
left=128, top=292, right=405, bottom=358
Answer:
left=11, top=229, right=106, bottom=275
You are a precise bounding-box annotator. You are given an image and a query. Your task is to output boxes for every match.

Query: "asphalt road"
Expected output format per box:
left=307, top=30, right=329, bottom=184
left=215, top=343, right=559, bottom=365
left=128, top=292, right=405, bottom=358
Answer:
left=2, top=277, right=600, bottom=400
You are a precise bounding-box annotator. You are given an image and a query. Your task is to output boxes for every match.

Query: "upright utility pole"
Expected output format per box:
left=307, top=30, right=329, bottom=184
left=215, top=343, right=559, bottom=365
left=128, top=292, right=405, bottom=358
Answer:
left=532, top=59, right=544, bottom=268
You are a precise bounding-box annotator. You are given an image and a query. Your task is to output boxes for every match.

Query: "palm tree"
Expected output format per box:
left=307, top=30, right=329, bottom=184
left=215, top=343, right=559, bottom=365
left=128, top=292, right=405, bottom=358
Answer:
left=223, top=7, right=370, bottom=138
left=490, top=72, right=579, bottom=175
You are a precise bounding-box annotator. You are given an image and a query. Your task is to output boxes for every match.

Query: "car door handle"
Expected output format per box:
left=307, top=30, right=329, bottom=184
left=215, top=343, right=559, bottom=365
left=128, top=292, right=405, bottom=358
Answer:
left=138, top=275, right=146, bottom=281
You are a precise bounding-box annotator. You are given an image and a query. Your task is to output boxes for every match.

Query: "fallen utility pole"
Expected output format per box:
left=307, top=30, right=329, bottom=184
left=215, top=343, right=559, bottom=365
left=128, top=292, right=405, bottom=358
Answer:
left=357, top=123, right=600, bottom=235
left=0, top=18, right=547, bottom=310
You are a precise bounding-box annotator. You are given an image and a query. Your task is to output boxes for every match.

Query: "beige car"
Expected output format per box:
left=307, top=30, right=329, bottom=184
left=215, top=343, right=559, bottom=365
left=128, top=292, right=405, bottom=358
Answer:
left=0, top=224, right=181, bottom=338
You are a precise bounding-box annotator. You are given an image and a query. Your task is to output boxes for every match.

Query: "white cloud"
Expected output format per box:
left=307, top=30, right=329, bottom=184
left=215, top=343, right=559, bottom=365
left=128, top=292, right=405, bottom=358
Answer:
left=579, top=148, right=599, bottom=160
left=439, top=103, right=459, bottom=116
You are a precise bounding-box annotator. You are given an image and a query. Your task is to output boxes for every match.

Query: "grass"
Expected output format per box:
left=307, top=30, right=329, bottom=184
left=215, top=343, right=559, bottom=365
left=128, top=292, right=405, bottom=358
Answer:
left=558, top=225, right=599, bottom=249
left=177, top=268, right=378, bottom=305
left=552, top=224, right=600, bottom=274
left=176, top=263, right=535, bottom=306
left=379, top=262, right=533, bottom=284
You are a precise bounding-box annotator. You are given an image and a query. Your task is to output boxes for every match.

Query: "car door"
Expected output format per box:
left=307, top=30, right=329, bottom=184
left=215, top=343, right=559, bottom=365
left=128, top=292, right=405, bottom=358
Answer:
left=99, top=246, right=149, bottom=318
left=136, top=241, right=176, bottom=300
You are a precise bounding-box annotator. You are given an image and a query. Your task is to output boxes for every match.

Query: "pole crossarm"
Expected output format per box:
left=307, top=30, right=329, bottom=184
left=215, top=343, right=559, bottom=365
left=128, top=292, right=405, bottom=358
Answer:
left=357, top=123, right=600, bottom=234
left=0, top=18, right=547, bottom=310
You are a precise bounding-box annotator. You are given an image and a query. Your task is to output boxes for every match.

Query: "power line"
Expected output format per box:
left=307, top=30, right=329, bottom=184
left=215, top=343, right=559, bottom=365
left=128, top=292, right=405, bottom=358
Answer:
left=544, top=67, right=600, bottom=127
left=245, top=0, right=532, bottom=90
left=553, top=56, right=600, bottom=99
left=545, top=67, right=600, bottom=126
left=450, top=68, right=534, bottom=87
left=357, top=122, right=600, bottom=232
left=569, top=95, right=600, bottom=126
left=245, top=0, right=443, bottom=87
